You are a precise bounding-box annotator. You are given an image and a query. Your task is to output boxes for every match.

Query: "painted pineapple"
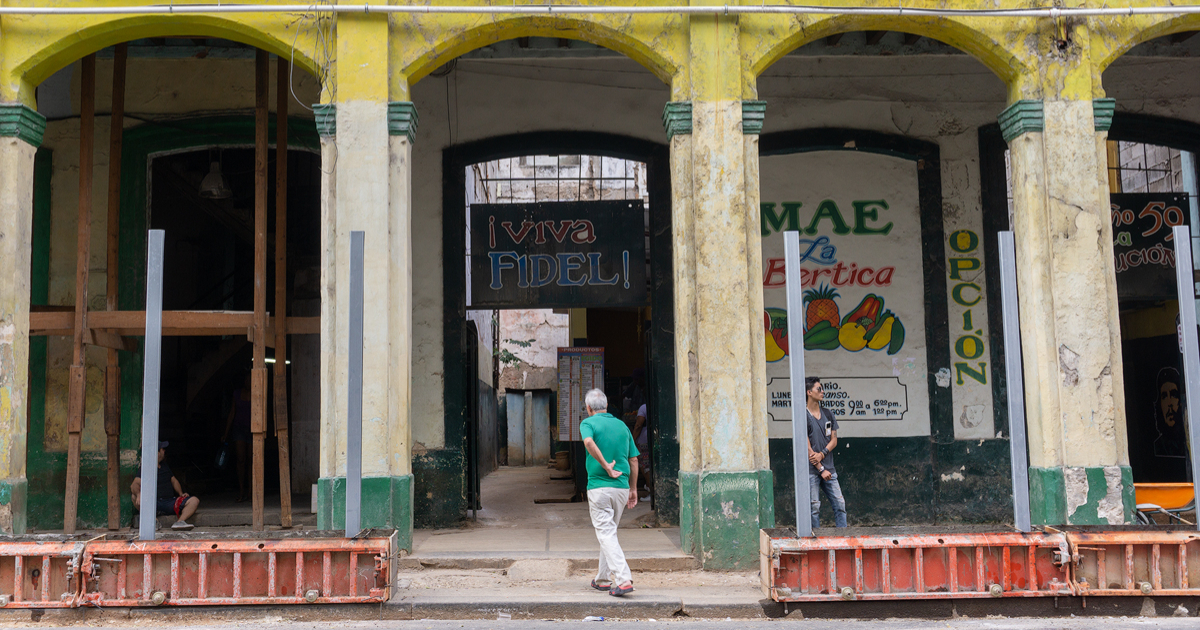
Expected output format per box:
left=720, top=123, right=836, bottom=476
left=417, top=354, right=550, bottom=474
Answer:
left=803, top=284, right=840, bottom=330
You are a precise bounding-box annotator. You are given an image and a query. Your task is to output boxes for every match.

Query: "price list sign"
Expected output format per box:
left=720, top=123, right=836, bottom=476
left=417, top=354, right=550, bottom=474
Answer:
left=557, top=347, right=605, bottom=441
left=769, top=376, right=909, bottom=422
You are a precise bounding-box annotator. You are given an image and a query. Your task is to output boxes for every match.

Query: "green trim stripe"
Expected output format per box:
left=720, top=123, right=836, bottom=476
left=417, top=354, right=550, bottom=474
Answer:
left=998, top=99, right=1043, bottom=142
left=0, top=104, right=46, bottom=147
left=662, top=101, right=692, bottom=139
left=1093, top=98, right=1117, bottom=132
left=318, top=475, right=414, bottom=550
left=388, top=102, right=419, bottom=142
left=314, top=103, right=336, bottom=138
left=742, top=100, right=766, bottom=135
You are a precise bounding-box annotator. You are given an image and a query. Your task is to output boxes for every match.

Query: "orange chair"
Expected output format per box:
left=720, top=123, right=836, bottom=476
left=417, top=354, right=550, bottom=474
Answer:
left=1134, top=483, right=1196, bottom=525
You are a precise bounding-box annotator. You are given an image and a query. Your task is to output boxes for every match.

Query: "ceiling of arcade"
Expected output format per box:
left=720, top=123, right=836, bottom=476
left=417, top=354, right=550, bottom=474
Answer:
left=0, top=1, right=1198, bottom=105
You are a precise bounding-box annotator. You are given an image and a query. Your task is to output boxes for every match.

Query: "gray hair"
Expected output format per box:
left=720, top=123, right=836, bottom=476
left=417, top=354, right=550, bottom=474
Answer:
left=584, top=388, right=608, bottom=412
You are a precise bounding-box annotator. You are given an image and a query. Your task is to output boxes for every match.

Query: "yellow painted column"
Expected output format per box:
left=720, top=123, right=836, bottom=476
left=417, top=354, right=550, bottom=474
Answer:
left=1004, top=22, right=1131, bottom=525
left=316, top=13, right=412, bottom=543
left=672, top=6, right=772, bottom=570
left=0, top=101, right=43, bottom=534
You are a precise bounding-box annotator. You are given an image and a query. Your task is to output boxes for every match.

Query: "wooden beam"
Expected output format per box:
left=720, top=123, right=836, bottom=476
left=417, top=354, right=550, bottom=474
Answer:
left=86, top=329, right=137, bottom=353
left=1106, top=139, right=1122, bottom=194
left=903, top=33, right=921, bottom=46
left=65, top=53, right=96, bottom=535
left=252, top=49, right=269, bottom=532
left=29, top=310, right=319, bottom=336
left=105, top=42, right=127, bottom=532
left=1170, top=31, right=1197, bottom=44
left=275, top=57, right=293, bottom=529
left=865, top=31, right=887, bottom=45
left=825, top=33, right=843, bottom=46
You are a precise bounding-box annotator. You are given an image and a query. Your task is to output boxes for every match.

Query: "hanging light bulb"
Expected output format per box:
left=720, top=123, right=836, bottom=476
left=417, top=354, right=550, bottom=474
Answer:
left=198, top=160, right=232, bottom=199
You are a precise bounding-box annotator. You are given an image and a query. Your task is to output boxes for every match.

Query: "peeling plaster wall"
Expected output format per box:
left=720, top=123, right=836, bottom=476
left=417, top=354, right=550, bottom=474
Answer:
left=496, top=309, right=570, bottom=393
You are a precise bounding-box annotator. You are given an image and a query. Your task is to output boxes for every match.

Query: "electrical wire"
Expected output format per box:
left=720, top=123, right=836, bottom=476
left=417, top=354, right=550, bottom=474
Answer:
left=0, top=3, right=1198, bottom=19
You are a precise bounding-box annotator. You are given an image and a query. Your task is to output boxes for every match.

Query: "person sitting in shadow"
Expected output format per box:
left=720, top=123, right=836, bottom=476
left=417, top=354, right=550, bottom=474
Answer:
left=131, top=441, right=199, bottom=531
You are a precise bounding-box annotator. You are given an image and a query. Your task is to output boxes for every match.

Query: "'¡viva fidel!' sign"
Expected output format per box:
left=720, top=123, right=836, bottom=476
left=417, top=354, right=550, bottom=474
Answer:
left=469, top=200, right=647, bottom=309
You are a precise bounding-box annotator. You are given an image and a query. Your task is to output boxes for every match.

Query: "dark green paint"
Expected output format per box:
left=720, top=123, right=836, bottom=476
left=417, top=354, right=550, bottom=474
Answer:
left=1028, top=467, right=1066, bottom=526
left=317, top=475, right=413, bottom=550
left=26, top=117, right=318, bottom=530
left=0, top=479, right=27, bottom=534
left=678, top=471, right=699, bottom=555
left=771, top=437, right=1013, bottom=528
left=413, top=448, right=466, bottom=529
left=0, top=103, right=47, bottom=147
left=678, top=470, right=772, bottom=570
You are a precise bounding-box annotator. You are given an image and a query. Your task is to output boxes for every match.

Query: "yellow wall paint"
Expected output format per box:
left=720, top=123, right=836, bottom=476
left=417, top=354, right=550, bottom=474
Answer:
left=336, top=13, right=388, bottom=102
left=0, top=1, right=1196, bottom=108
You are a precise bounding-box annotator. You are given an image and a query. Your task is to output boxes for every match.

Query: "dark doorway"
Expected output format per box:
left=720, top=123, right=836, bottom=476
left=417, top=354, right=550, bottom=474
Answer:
left=440, top=132, right=676, bottom=528
left=148, top=146, right=321, bottom=523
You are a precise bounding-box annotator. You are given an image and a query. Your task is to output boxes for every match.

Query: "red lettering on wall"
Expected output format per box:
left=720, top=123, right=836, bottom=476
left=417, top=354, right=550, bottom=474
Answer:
left=571, top=220, right=597, bottom=244
left=502, top=220, right=536, bottom=244
left=764, top=258, right=787, bottom=287
left=547, top=220, right=574, bottom=243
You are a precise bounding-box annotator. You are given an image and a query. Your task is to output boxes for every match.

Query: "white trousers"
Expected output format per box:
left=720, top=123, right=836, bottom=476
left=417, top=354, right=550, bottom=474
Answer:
left=588, top=487, right=631, bottom=585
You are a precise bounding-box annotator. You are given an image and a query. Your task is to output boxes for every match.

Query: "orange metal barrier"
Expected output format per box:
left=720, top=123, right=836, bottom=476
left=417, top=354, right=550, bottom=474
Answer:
left=761, top=528, right=1200, bottom=602
left=0, top=534, right=393, bottom=608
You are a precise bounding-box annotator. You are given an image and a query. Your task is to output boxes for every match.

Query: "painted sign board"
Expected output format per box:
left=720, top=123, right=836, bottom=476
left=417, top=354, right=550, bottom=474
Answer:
left=1111, top=193, right=1190, bottom=301
left=470, top=201, right=647, bottom=309
left=557, top=347, right=605, bottom=442
left=761, top=151, right=932, bottom=438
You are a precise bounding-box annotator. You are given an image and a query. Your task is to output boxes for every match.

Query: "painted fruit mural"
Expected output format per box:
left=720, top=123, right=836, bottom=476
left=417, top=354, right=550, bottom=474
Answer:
left=764, top=291, right=906, bottom=360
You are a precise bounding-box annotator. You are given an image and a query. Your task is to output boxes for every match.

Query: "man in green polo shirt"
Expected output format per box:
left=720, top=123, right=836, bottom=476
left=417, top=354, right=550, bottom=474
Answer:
left=580, top=388, right=639, bottom=597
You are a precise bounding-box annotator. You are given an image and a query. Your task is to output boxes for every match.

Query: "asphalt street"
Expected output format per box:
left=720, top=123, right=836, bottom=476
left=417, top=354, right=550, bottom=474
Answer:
left=12, top=618, right=1200, bottom=630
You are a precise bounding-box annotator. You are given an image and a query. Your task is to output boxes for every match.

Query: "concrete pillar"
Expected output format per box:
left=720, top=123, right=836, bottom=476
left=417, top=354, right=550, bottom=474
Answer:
left=316, top=14, right=414, bottom=547
left=0, top=103, right=44, bottom=535
left=671, top=11, right=773, bottom=570
left=1004, top=33, right=1132, bottom=525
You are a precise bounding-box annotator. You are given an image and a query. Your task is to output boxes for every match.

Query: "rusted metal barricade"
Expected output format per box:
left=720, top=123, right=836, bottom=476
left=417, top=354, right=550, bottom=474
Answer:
left=0, top=539, right=94, bottom=608
left=0, top=533, right=393, bottom=608
left=762, top=527, right=1200, bottom=602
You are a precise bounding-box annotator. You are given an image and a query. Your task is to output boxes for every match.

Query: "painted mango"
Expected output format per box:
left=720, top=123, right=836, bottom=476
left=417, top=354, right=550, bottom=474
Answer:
left=867, top=316, right=895, bottom=350
left=838, top=321, right=869, bottom=352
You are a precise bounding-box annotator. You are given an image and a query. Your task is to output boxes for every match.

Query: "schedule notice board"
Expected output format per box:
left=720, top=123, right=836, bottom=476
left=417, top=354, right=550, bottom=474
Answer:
left=557, top=347, right=605, bottom=442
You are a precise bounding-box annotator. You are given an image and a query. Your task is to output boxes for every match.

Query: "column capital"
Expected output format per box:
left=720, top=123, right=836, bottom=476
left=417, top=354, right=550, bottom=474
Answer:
left=387, top=102, right=419, bottom=143
left=998, top=99, right=1044, bottom=143
left=662, top=101, right=693, bottom=139
left=741, top=100, right=766, bottom=135
left=0, top=104, right=46, bottom=148
left=1093, top=98, right=1117, bottom=132
left=313, top=103, right=336, bottom=138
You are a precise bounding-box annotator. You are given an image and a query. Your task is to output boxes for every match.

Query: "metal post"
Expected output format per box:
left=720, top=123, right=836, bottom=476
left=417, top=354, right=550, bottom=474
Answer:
left=346, top=231, right=365, bottom=537
left=138, top=230, right=165, bottom=541
left=1170, top=225, right=1200, bottom=532
left=783, top=231, right=813, bottom=537
left=997, top=232, right=1031, bottom=532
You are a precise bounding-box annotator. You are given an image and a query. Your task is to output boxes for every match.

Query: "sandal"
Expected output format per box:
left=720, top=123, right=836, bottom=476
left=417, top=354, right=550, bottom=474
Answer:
left=590, top=580, right=611, bottom=592
left=609, top=583, right=634, bottom=597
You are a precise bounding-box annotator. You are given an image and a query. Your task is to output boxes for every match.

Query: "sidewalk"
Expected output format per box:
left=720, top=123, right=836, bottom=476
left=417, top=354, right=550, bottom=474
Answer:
left=387, top=564, right=770, bottom=620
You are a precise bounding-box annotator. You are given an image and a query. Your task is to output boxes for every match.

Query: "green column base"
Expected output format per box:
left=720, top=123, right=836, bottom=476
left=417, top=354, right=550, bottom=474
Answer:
left=0, top=478, right=27, bottom=535
left=679, top=470, right=773, bottom=570
left=1029, top=466, right=1133, bottom=526
left=317, top=475, right=413, bottom=551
